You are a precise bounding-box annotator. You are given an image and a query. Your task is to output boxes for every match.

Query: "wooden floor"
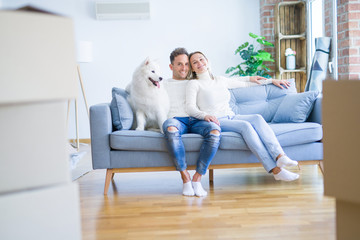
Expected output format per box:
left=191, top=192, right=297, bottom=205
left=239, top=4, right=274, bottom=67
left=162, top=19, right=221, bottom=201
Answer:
left=77, top=165, right=335, bottom=240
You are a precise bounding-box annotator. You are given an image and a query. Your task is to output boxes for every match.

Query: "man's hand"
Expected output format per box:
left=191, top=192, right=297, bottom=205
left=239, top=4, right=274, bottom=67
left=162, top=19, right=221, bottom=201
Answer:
left=204, top=115, right=220, bottom=126
left=272, top=79, right=290, bottom=89
left=249, top=76, right=267, bottom=84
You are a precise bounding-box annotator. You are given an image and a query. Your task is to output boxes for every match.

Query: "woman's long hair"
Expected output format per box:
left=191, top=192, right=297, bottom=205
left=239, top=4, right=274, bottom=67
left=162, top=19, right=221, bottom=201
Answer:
left=188, top=51, right=215, bottom=80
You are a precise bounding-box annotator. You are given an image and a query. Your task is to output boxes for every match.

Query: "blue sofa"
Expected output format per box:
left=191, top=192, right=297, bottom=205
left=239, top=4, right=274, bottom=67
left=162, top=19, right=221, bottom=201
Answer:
left=90, top=79, right=323, bottom=194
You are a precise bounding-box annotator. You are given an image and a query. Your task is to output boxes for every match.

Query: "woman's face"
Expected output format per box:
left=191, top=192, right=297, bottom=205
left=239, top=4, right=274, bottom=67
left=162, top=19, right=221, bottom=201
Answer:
left=190, top=53, right=208, bottom=74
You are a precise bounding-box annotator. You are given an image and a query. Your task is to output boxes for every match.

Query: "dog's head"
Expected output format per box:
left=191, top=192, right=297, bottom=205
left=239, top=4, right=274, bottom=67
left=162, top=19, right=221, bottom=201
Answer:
left=138, top=57, right=163, bottom=88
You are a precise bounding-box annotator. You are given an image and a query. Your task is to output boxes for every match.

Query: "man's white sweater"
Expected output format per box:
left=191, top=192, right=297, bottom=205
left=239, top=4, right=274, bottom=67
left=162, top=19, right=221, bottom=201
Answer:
left=164, top=78, right=189, bottom=118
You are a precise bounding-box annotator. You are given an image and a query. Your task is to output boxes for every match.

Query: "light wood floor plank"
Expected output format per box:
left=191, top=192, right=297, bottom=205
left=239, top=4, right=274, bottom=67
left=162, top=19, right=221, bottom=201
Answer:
left=77, top=165, right=335, bottom=240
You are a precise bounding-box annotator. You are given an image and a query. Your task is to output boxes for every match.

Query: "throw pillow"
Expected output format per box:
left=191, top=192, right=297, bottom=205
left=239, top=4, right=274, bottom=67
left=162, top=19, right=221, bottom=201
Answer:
left=272, top=91, right=320, bottom=123
left=112, top=87, right=128, bottom=98
left=110, top=88, right=133, bottom=130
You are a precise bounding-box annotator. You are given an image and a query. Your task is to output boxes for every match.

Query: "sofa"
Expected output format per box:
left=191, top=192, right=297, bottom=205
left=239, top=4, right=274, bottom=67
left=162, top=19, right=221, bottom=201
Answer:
left=90, top=79, right=323, bottom=194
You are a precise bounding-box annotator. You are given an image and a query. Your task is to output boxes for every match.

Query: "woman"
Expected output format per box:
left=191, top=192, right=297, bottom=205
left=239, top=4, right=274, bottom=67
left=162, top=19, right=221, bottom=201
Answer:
left=186, top=51, right=299, bottom=181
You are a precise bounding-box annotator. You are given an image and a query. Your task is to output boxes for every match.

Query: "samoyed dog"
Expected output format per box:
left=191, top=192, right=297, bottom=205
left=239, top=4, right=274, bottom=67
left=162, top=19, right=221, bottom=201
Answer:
left=126, top=57, right=169, bottom=133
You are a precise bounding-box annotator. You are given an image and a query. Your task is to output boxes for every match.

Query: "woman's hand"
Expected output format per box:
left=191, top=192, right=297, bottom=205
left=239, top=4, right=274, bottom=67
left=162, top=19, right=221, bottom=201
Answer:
left=249, top=76, right=267, bottom=84
left=204, top=115, right=220, bottom=126
left=272, top=79, right=290, bottom=89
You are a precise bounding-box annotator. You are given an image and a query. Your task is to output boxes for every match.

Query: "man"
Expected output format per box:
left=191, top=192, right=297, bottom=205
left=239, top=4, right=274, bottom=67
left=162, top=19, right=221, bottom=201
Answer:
left=163, top=48, right=221, bottom=197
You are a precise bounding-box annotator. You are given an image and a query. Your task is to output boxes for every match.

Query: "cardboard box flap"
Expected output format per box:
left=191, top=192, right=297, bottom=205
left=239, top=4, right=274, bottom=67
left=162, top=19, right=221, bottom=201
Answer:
left=17, top=5, right=61, bottom=15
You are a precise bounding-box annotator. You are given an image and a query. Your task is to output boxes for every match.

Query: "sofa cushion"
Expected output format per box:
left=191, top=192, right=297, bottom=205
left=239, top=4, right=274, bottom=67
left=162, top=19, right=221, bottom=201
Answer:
left=110, top=88, right=133, bottom=130
left=229, top=78, right=297, bottom=122
left=219, top=122, right=322, bottom=150
left=272, top=91, right=320, bottom=123
left=110, top=130, right=204, bottom=152
left=110, top=122, right=322, bottom=152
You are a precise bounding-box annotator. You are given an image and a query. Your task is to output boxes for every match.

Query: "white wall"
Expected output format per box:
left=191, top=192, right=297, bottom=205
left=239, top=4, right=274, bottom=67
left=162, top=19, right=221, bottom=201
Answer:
left=2, top=0, right=260, bottom=138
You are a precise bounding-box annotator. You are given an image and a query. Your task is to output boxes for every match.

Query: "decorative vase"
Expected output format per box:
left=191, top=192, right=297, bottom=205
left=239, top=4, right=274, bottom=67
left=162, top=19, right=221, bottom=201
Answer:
left=286, top=55, right=296, bottom=70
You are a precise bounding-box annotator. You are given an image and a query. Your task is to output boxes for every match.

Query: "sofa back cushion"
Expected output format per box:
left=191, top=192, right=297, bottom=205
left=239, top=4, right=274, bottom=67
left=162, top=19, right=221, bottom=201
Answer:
left=229, top=78, right=297, bottom=122
left=110, top=88, right=133, bottom=130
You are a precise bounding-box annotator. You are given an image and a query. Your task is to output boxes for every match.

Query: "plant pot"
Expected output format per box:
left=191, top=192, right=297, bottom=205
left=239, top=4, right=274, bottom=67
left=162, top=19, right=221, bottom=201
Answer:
left=286, top=55, right=296, bottom=70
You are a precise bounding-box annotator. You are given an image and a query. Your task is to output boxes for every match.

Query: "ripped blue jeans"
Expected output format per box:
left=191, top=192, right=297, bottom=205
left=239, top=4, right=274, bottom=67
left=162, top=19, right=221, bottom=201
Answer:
left=163, top=117, right=221, bottom=175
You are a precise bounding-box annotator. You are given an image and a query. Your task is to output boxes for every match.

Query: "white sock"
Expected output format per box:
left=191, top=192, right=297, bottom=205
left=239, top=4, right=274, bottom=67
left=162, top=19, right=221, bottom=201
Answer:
left=182, top=182, right=195, bottom=196
left=277, top=155, right=298, bottom=168
left=274, top=168, right=299, bottom=181
left=192, top=181, right=207, bottom=197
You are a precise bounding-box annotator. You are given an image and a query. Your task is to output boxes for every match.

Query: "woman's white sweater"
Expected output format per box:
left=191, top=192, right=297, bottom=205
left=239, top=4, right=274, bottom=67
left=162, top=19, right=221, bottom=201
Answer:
left=185, top=71, right=272, bottom=119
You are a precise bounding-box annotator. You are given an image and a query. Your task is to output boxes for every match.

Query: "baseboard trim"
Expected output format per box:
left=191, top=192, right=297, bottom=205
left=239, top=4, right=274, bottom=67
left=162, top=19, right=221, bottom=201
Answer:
left=69, top=138, right=91, bottom=144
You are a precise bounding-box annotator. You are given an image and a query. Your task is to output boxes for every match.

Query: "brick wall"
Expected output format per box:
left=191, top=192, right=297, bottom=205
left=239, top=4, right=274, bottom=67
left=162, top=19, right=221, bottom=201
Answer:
left=260, top=0, right=360, bottom=80
left=259, top=0, right=279, bottom=77
left=336, top=0, right=360, bottom=80
left=324, top=0, right=333, bottom=37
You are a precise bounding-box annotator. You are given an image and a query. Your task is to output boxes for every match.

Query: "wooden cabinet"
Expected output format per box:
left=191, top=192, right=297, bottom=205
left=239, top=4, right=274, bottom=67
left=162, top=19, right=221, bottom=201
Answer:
left=275, top=1, right=307, bottom=92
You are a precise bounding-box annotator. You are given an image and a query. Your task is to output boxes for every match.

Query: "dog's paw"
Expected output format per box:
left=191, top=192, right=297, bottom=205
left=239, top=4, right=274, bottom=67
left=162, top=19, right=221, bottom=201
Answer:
left=135, top=127, right=144, bottom=131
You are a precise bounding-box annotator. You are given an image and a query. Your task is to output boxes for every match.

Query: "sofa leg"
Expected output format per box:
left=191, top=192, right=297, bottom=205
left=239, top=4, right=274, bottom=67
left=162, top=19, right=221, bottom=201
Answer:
left=104, top=169, right=113, bottom=195
left=209, top=169, right=214, bottom=184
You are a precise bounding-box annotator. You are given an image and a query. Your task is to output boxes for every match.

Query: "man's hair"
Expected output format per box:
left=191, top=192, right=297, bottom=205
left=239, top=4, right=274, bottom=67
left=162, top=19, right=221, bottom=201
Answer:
left=170, top=47, right=189, bottom=64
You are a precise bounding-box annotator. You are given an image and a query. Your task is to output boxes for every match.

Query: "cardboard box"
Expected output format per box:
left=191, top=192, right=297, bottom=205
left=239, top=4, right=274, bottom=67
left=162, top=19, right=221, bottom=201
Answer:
left=0, top=101, right=70, bottom=194
left=323, top=80, right=360, bottom=240
left=0, top=8, right=77, bottom=104
left=336, top=200, right=360, bottom=240
left=323, top=80, right=360, bottom=204
left=0, top=182, right=81, bottom=240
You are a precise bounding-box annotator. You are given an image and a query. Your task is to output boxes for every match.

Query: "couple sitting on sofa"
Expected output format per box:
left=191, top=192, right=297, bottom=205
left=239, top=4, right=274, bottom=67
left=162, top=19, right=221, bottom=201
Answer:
left=163, top=47, right=299, bottom=197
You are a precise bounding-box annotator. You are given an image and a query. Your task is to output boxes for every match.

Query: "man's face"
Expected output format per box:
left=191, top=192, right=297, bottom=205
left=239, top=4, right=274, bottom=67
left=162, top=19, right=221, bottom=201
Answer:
left=169, top=54, right=189, bottom=80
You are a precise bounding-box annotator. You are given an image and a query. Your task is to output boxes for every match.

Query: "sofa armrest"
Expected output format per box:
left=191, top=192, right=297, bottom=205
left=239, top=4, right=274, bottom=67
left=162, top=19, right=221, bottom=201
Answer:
left=306, top=96, right=322, bottom=124
left=90, top=103, right=112, bottom=169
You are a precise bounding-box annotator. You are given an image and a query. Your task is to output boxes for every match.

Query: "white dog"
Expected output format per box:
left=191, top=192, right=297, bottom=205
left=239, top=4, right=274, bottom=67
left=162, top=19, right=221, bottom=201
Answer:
left=126, top=57, right=169, bottom=133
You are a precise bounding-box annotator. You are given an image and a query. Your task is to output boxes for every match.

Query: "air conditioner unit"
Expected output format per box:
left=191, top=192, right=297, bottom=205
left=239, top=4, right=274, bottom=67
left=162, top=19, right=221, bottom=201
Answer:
left=95, top=0, right=150, bottom=20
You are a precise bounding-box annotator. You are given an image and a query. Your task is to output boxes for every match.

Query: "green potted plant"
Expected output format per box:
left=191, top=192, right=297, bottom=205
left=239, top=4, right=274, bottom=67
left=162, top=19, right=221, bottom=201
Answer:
left=226, top=32, right=274, bottom=78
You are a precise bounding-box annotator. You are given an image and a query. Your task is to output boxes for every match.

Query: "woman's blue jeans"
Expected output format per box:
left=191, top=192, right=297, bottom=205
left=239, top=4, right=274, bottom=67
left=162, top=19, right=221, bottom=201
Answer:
left=163, top=117, right=221, bottom=175
left=219, top=114, right=284, bottom=173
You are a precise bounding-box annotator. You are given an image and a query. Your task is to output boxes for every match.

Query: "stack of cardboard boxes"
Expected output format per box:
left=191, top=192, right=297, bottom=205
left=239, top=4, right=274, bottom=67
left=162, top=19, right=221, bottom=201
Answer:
left=0, top=8, right=81, bottom=239
left=323, top=80, right=360, bottom=240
